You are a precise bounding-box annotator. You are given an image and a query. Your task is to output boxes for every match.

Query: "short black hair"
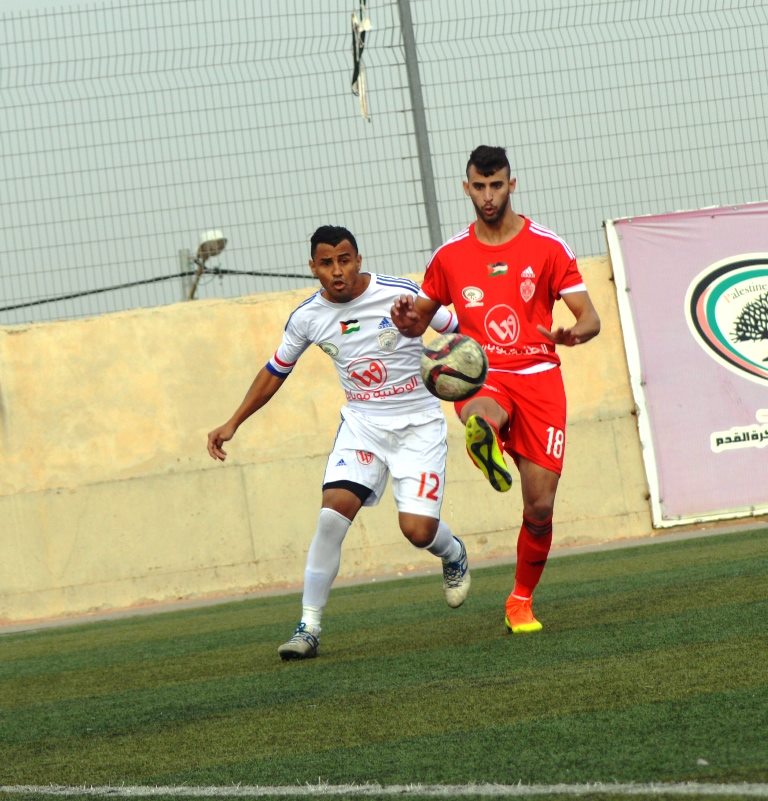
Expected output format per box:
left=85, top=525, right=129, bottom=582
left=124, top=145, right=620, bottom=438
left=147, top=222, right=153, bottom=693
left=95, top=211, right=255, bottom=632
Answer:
left=310, top=225, right=359, bottom=258
left=466, top=145, right=511, bottom=178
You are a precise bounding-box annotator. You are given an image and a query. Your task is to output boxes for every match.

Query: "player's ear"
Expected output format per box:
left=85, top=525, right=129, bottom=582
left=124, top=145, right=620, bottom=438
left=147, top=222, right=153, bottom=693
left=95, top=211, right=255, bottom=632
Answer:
left=509, top=177, right=517, bottom=193
left=308, top=258, right=317, bottom=277
left=462, top=180, right=470, bottom=197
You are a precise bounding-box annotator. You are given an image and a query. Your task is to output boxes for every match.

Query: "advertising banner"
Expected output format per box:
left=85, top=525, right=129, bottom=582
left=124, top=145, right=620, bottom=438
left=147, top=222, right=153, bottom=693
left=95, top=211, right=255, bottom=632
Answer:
left=605, top=202, right=768, bottom=526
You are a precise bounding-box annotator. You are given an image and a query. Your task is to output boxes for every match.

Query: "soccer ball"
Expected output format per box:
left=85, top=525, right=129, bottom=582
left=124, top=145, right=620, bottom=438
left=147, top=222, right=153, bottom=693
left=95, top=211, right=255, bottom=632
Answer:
left=420, top=333, right=488, bottom=401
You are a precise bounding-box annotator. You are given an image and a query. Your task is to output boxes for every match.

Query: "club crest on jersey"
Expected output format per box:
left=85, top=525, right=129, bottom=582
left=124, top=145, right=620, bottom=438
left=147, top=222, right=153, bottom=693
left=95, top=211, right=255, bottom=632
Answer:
left=340, top=319, right=360, bottom=335
left=488, top=262, right=508, bottom=276
left=356, top=450, right=374, bottom=465
left=520, top=278, right=536, bottom=302
left=462, top=286, right=484, bottom=308
left=319, top=341, right=339, bottom=357
left=377, top=329, right=397, bottom=352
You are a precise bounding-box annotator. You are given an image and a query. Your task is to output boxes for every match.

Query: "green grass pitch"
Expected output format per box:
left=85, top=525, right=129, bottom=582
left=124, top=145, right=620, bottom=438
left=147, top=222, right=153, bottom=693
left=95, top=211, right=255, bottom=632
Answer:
left=0, top=527, right=766, bottom=801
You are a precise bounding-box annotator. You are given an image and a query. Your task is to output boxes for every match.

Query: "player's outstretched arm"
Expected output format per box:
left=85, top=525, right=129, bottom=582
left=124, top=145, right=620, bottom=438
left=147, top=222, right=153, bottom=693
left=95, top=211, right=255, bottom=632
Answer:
left=390, top=294, right=440, bottom=338
left=207, top=367, right=285, bottom=461
left=537, top=290, right=600, bottom=347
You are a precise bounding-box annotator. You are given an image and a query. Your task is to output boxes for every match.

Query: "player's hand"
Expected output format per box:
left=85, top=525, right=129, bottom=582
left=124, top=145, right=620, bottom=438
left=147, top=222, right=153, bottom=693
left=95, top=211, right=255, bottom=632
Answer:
left=537, top=324, right=584, bottom=347
left=207, top=422, right=236, bottom=461
left=390, top=294, right=419, bottom=332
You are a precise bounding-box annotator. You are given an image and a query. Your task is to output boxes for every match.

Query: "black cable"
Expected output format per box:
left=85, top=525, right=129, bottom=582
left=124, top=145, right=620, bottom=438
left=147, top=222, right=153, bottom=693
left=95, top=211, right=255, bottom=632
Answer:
left=208, top=267, right=311, bottom=280
left=0, top=268, right=313, bottom=313
left=0, top=272, right=196, bottom=312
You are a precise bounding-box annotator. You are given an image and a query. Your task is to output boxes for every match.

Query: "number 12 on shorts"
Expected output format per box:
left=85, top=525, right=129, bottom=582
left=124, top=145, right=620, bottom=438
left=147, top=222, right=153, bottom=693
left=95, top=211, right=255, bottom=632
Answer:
left=546, top=426, right=564, bottom=459
left=417, top=472, right=440, bottom=500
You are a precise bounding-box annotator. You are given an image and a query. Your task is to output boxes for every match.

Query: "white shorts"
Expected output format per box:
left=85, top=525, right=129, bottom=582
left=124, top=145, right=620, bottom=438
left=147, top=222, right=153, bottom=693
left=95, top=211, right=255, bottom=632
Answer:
left=323, top=406, right=448, bottom=519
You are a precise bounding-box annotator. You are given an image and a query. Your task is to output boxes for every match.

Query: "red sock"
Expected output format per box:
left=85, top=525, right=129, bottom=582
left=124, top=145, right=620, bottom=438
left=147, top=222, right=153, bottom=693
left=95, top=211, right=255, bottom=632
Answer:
left=512, top=516, right=553, bottom=598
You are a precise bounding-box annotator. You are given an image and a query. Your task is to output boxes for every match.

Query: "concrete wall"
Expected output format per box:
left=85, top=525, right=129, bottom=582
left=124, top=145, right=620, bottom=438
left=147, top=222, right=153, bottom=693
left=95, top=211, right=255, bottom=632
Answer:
left=0, top=256, right=652, bottom=625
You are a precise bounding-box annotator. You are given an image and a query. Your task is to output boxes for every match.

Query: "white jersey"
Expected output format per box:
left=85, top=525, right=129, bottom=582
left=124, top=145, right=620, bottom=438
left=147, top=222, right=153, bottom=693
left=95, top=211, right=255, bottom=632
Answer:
left=267, top=273, right=457, bottom=415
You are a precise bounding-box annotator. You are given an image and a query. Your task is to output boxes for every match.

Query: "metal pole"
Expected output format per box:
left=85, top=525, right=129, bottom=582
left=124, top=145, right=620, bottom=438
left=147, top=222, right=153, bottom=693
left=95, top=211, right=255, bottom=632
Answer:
left=396, top=0, right=442, bottom=252
left=187, top=258, right=206, bottom=301
left=179, top=248, right=193, bottom=301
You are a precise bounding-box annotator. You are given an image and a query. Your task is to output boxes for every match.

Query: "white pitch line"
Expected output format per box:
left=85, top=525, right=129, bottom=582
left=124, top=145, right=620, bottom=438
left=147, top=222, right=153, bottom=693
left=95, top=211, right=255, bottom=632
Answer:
left=2, top=783, right=768, bottom=798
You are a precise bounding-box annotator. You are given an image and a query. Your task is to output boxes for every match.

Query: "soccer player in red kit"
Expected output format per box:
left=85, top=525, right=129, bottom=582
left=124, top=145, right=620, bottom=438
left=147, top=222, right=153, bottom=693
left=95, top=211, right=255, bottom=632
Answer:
left=391, top=145, right=600, bottom=634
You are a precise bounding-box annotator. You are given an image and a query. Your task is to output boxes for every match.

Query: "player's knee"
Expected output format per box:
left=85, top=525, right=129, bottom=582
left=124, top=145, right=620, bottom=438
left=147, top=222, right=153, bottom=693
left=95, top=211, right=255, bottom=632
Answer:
left=524, top=500, right=554, bottom=525
left=399, top=515, right=438, bottom=547
left=460, top=397, right=507, bottom=428
left=401, top=526, right=434, bottom=548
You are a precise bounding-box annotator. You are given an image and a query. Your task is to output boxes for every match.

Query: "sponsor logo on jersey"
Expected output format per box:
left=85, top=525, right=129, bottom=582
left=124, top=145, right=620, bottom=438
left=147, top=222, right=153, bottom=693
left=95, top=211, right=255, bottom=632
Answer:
left=319, top=341, right=339, bottom=357
left=378, top=318, right=394, bottom=328
left=485, top=304, right=520, bottom=346
left=348, top=357, right=388, bottom=389
left=521, top=266, right=536, bottom=278
left=335, top=458, right=347, bottom=467
left=685, top=253, right=768, bottom=384
left=488, top=262, right=508, bottom=276
left=462, top=286, right=484, bottom=308
left=377, top=329, right=397, bottom=352
left=520, top=278, right=536, bottom=302
left=345, top=375, right=418, bottom=402
left=356, top=450, right=374, bottom=465
left=340, top=319, right=360, bottom=335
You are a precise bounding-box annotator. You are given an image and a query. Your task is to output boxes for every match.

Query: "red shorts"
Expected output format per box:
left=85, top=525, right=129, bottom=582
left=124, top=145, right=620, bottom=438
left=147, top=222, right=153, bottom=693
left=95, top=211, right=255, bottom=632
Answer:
left=454, top=367, right=567, bottom=475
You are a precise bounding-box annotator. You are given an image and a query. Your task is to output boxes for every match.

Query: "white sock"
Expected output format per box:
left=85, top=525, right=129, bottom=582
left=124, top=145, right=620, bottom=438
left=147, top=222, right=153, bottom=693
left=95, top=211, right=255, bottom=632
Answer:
left=424, top=519, right=461, bottom=562
left=301, top=507, right=352, bottom=631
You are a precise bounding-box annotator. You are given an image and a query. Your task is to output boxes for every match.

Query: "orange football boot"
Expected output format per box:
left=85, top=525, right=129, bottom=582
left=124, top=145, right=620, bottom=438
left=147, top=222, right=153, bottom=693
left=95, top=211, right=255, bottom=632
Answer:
left=504, top=593, right=543, bottom=634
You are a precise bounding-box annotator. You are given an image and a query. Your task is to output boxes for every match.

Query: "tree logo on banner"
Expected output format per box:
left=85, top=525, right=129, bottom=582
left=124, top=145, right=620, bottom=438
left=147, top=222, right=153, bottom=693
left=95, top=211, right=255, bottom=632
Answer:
left=685, top=254, right=768, bottom=384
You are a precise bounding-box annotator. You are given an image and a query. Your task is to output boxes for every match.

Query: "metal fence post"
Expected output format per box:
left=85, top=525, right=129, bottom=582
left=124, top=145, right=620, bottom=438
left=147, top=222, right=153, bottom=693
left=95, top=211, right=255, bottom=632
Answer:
left=179, top=248, right=193, bottom=301
left=397, top=0, right=442, bottom=252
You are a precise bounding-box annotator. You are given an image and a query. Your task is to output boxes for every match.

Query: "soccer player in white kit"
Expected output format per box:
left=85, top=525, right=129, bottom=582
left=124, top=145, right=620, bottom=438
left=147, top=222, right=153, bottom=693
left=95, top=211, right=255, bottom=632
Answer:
left=207, top=225, right=470, bottom=660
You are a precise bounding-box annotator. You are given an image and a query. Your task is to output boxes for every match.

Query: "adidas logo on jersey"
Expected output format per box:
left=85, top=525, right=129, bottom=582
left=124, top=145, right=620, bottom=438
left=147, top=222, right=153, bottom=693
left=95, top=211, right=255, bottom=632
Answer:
left=378, top=318, right=394, bottom=329
left=335, top=458, right=347, bottom=467
left=521, top=266, right=535, bottom=278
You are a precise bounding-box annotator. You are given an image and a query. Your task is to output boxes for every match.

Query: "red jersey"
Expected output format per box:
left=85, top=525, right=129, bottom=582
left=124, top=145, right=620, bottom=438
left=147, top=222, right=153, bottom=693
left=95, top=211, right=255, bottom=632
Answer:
left=420, top=217, right=586, bottom=372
